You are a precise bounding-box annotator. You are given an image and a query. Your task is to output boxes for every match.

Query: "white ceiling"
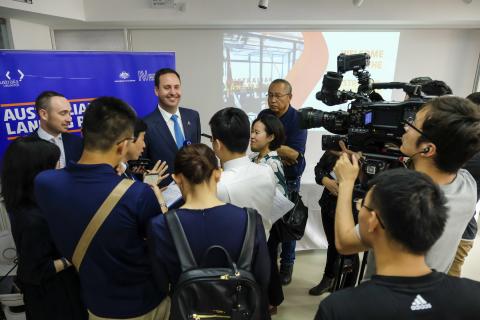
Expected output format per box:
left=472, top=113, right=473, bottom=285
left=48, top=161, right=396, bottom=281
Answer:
left=1, top=0, right=480, bottom=29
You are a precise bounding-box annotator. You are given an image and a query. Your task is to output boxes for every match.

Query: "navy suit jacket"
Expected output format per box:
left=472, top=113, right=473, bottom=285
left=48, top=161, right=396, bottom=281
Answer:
left=143, top=107, right=201, bottom=186
left=32, top=130, right=83, bottom=164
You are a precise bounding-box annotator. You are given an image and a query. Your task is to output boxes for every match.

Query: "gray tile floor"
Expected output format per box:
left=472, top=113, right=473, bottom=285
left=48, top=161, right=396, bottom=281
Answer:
left=274, top=238, right=480, bottom=319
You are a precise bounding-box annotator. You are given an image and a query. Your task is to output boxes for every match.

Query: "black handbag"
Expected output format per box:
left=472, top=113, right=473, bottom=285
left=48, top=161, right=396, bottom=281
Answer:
left=274, top=190, right=309, bottom=241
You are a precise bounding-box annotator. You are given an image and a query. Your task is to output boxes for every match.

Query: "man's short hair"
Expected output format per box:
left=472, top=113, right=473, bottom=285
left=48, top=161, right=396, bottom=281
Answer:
left=417, top=96, right=480, bottom=173
left=209, top=107, right=250, bottom=153
left=368, top=168, right=447, bottom=255
left=82, top=97, right=137, bottom=151
left=270, top=79, right=292, bottom=94
left=466, top=92, right=480, bottom=105
left=35, top=91, right=66, bottom=114
left=409, top=76, right=432, bottom=86
left=154, top=68, right=181, bottom=88
left=133, top=118, right=147, bottom=141
left=420, top=80, right=452, bottom=96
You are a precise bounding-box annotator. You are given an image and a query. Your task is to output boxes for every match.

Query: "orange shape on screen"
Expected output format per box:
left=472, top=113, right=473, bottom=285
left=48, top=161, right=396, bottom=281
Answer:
left=286, top=32, right=329, bottom=109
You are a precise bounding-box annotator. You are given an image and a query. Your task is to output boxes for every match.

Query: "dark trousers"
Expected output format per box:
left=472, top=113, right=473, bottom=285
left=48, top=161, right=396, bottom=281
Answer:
left=321, top=207, right=359, bottom=286
left=266, top=225, right=284, bottom=307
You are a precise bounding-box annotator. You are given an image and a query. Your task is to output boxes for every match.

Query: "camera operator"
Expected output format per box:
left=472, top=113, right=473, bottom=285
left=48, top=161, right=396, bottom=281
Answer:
left=315, top=167, right=480, bottom=320
left=448, top=91, right=480, bottom=277
left=334, top=96, right=480, bottom=278
left=308, top=150, right=359, bottom=296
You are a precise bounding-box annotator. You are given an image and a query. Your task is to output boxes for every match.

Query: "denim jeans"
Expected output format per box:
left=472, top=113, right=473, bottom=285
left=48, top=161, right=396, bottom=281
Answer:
left=280, top=177, right=301, bottom=266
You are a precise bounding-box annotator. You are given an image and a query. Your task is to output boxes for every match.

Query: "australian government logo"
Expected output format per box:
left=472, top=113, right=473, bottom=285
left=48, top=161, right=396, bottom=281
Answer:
left=114, top=71, right=136, bottom=83
left=1, top=69, right=25, bottom=88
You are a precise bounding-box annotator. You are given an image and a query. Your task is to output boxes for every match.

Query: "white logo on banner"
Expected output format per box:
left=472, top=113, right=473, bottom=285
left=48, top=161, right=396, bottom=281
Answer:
left=115, top=71, right=136, bottom=83
left=138, top=70, right=155, bottom=82
left=119, top=71, right=130, bottom=79
left=1, top=69, right=24, bottom=88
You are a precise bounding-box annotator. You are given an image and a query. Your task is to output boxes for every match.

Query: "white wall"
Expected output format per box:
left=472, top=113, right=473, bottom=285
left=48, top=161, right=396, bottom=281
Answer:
left=394, top=29, right=480, bottom=98
left=0, top=0, right=85, bottom=21
left=130, top=29, right=224, bottom=132
left=8, top=18, right=52, bottom=49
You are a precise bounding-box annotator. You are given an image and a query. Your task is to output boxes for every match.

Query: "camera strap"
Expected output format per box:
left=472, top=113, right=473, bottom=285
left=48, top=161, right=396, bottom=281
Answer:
left=72, top=179, right=135, bottom=270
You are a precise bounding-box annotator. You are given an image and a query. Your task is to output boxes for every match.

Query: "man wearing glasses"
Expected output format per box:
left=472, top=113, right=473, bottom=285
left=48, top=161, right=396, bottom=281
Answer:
left=259, top=79, right=308, bottom=286
left=334, top=96, right=480, bottom=279
left=315, top=167, right=480, bottom=319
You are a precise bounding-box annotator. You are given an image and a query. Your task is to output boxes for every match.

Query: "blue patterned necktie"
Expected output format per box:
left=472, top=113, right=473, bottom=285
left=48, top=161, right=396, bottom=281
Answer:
left=171, top=114, right=185, bottom=149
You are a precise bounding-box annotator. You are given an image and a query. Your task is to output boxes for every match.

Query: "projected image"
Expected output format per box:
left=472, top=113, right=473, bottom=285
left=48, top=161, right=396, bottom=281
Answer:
left=223, top=32, right=400, bottom=118
left=223, top=32, right=304, bottom=118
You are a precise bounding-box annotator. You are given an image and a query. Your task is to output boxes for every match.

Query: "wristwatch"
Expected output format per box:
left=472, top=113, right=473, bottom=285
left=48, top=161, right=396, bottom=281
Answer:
left=61, top=257, right=69, bottom=270
left=159, top=202, right=168, bottom=211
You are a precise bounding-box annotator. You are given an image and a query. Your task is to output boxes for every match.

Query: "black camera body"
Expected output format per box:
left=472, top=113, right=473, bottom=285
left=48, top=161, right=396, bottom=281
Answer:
left=299, top=53, right=429, bottom=177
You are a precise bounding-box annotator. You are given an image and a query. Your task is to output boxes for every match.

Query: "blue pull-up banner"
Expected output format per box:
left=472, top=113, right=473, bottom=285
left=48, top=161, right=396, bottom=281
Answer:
left=0, top=50, right=175, bottom=156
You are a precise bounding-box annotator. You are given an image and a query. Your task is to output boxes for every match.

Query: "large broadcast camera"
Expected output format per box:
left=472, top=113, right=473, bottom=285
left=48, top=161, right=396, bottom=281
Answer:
left=299, top=53, right=429, bottom=178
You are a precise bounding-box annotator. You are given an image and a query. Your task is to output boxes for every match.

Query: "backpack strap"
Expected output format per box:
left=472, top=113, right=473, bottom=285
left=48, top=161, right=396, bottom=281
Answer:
left=237, top=208, right=257, bottom=271
left=165, top=210, right=197, bottom=271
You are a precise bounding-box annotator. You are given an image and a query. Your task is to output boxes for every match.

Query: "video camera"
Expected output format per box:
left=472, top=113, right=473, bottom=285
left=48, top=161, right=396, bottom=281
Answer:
left=299, top=53, right=429, bottom=177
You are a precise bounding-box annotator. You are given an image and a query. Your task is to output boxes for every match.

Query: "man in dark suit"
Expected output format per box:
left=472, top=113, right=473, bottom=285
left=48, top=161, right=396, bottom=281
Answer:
left=32, top=91, right=83, bottom=167
left=143, top=68, right=201, bottom=186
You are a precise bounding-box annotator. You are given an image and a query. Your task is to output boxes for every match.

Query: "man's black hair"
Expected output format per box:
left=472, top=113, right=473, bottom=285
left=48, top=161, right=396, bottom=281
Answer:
left=420, top=80, right=452, bottom=96
left=209, top=107, right=250, bottom=153
left=82, top=97, right=137, bottom=151
left=466, top=92, right=480, bottom=105
left=409, top=76, right=432, bottom=86
left=134, top=118, right=147, bottom=141
left=154, top=68, right=181, bottom=88
left=368, top=168, right=447, bottom=255
left=417, top=96, right=480, bottom=173
left=35, top=91, right=66, bottom=114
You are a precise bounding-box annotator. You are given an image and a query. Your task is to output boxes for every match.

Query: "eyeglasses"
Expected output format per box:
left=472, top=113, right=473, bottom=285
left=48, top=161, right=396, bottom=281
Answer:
left=201, top=133, right=213, bottom=142
left=355, top=198, right=385, bottom=229
left=116, top=137, right=135, bottom=145
left=266, top=93, right=290, bottom=99
left=402, top=119, right=429, bottom=139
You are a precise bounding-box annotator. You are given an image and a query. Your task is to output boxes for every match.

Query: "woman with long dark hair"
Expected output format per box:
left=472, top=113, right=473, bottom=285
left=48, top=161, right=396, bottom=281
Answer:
left=1, top=136, right=87, bottom=320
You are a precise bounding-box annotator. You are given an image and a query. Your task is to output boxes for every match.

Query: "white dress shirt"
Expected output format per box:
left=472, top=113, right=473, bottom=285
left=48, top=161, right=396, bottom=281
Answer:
left=37, top=127, right=66, bottom=168
left=158, top=105, right=185, bottom=144
left=217, top=156, right=276, bottom=230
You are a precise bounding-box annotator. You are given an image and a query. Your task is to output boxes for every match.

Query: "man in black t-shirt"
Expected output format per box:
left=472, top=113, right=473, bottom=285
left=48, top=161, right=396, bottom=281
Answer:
left=315, top=167, right=480, bottom=320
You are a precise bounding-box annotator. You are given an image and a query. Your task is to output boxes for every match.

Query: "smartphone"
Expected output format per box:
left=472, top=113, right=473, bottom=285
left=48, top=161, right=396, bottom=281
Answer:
left=128, top=158, right=153, bottom=170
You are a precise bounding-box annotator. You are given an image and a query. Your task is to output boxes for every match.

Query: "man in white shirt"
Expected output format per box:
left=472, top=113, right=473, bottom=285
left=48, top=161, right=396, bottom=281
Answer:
left=32, top=91, right=83, bottom=168
left=209, top=107, right=276, bottom=230
left=143, top=68, right=201, bottom=186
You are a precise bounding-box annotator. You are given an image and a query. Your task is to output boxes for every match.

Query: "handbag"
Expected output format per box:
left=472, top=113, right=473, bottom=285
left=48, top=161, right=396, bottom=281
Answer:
left=274, top=190, right=308, bottom=241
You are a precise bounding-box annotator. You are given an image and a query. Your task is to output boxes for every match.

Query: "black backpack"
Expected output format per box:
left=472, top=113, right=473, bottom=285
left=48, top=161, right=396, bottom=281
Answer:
left=165, top=208, right=263, bottom=320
